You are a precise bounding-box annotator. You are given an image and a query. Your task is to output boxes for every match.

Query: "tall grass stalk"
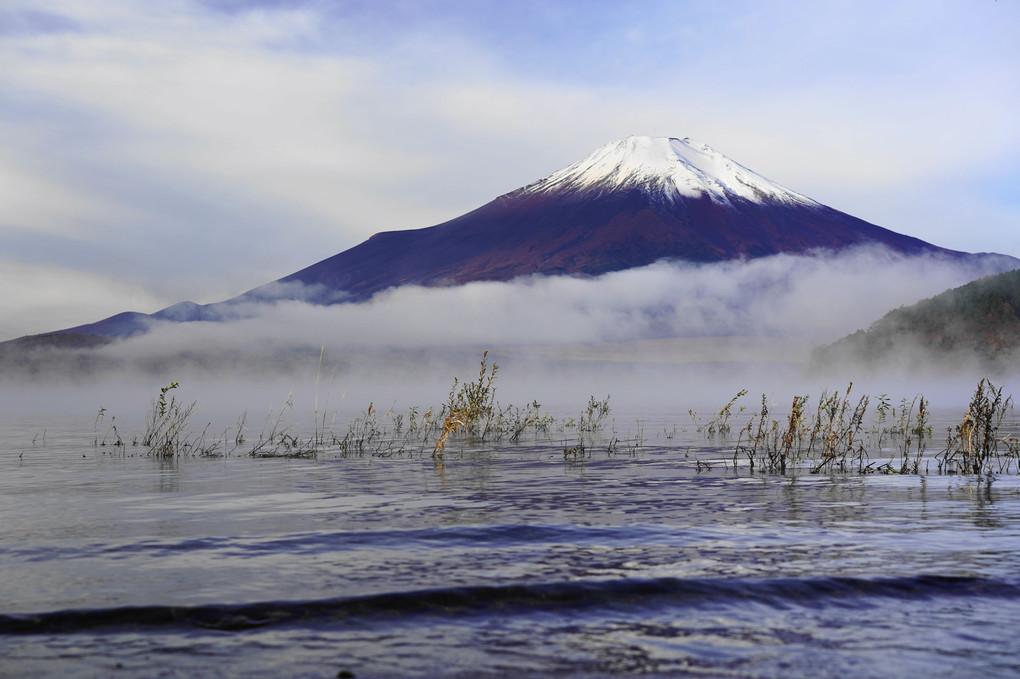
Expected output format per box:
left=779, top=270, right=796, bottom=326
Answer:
left=564, top=395, right=612, bottom=458
left=143, top=382, right=197, bottom=458
left=433, top=351, right=500, bottom=458
left=938, top=379, right=1015, bottom=475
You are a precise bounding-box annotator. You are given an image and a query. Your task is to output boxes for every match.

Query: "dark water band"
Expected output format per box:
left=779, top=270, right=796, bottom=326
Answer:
left=2, top=574, right=1016, bottom=635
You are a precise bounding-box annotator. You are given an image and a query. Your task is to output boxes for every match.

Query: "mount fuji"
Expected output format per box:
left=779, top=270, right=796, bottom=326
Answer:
left=36, top=136, right=1020, bottom=340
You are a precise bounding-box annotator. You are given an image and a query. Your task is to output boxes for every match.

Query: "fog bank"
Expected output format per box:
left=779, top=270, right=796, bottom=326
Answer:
left=2, top=247, right=1017, bottom=417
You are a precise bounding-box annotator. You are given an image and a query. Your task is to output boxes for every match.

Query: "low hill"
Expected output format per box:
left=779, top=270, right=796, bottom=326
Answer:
left=0, top=333, right=116, bottom=379
left=812, top=269, right=1020, bottom=373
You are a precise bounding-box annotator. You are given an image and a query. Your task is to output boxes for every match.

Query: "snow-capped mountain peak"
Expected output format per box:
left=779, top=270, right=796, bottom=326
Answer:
left=523, top=136, right=819, bottom=206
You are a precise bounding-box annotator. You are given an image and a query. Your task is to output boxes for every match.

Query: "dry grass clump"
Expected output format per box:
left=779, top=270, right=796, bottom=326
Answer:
left=728, top=384, right=921, bottom=474
left=93, top=407, right=126, bottom=448
left=334, top=403, right=443, bottom=457
left=808, top=385, right=870, bottom=473
left=433, top=351, right=501, bottom=458
left=716, top=379, right=1020, bottom=475
left=937, top=378, right=1019, bottom=474
left=337, top=403, right=385, bottom=456
left=738, top=392, right=815, bottom=474
left=248, top=395, right=317, bottom=458
left=143, top=382, right=198, bottom=458
left=134, top=383, right=316, bottom=459
left=563, top=395, right=613, bottom=459
left=431, top=351, right=554, bottom=458
left=705, top=389, right=748, bottom=437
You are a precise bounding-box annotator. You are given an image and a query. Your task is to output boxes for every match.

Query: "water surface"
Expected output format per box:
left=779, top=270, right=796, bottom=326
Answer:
left=2, top=414, right=1020, bottom=678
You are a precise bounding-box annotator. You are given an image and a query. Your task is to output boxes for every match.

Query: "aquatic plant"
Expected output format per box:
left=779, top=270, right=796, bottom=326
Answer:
left=93, top=407, right=105, bottom=447
left=509, top=400, right=553, bottom=442
left=249, top=393, right=316, bottom=458
left=706, top=389, right=748, bottom=437
left=432, top=351, right=554, bottom=458
left=579, top=395, right=611, bottom=434
left=732, top=384, right=935, bottom=474
left=564, top=395, right=612, bottom=459
left=892, top=395, right=930, bottom=474
left=738, top=393, right=810, bottom=473
left=810, top=384, right=869, bottom=473
left=143, top=381, right=197, bottom=458
left=338, top=403, right=384, bottom=456
left=433, top=351, right=500, bottom=458
left=92, top=408, right=125, bottom=448
left=312, top=345, right=344, bottom=448
left=938, top=378, right=1016, bottom=474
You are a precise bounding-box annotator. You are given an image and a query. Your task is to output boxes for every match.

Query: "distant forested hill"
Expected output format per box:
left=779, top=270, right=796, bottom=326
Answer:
left=813, top=268, right=1020, bottom=372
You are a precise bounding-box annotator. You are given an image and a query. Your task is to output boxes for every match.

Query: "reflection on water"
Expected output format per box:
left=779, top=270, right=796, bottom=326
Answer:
left=2, top=415, right=1020, bottom=678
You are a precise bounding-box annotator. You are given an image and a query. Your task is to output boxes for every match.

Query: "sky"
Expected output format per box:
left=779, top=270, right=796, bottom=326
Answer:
left=1, top=0, right=1019, bottom=340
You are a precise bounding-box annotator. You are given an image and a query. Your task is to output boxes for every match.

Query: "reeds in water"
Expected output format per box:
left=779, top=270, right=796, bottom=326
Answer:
left=91, top=363, right=1020, bottom=477
left=937, top=378, right=1019, bottom=474
left=723, top=379, right=1020, bottom=475
left=563, top=395, right=612, bottom=459
left=143, top=382, right=197, bottom=458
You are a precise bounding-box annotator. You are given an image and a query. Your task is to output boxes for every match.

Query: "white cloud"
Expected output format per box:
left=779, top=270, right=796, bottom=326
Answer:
left=104, top=247, right=1009, bottom=361
left=5, top=249, right=1017, bottom=418
left=22, top=248, right=994, bottom=415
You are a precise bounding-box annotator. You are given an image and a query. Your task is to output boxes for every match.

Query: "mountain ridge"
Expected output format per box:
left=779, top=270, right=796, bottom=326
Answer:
left=22, top=135, right=1020, bottom=340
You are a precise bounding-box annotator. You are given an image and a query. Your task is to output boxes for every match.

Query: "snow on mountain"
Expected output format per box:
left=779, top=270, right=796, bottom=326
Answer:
left=523, top=136, right=820, bottom=207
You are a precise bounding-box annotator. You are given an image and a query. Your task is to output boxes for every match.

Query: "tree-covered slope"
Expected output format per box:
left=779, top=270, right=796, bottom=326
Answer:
left=813, top=269, right=1020, bottom=371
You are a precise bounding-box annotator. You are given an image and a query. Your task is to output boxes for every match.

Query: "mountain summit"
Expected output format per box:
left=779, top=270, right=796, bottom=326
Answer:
left=44, top=136, right=1016, bottom=339
left=523, top=136, right=818, bottom=206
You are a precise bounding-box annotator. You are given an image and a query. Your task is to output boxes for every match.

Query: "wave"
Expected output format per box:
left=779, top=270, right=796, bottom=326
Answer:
left=3, top=574, right=1017, bottom=635
left=6, top=523, right=686, bottom=562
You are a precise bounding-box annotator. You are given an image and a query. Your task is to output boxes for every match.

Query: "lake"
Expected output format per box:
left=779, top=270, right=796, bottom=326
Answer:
left=2, top=401, right=1020, bottom=678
